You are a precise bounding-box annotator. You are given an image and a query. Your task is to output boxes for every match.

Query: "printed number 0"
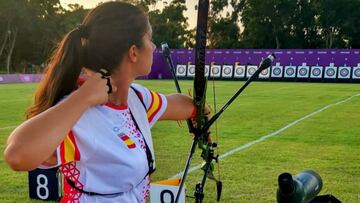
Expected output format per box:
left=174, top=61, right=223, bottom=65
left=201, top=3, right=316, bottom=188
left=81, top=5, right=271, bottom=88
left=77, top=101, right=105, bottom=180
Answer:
left=160, top=190, right=174, bottom=203
left=36, top=174, right=49, bottom=199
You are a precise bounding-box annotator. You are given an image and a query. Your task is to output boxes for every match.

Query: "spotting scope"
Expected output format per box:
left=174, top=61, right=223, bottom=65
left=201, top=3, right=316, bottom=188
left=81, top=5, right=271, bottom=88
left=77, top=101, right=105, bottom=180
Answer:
left=277, top=170, right=323, bottom=203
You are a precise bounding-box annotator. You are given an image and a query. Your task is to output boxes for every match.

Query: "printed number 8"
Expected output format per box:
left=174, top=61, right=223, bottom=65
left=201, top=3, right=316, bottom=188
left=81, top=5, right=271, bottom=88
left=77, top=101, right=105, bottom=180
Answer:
left=36, top=174, right=49, bottom=199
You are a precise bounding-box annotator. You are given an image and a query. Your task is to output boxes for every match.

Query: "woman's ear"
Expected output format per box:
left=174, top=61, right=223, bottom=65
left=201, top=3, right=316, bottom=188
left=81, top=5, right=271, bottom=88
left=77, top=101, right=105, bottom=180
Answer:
left=127, top=45, right=138, bottom=63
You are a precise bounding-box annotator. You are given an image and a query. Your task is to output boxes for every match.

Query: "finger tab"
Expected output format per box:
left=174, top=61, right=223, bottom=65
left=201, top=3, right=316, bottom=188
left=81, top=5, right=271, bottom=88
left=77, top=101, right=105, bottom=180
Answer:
left=97, top=69, right=112, bottom=94
left=106, top=78, right=112, bottom=94
left=98, top=68, right=111, bottom=78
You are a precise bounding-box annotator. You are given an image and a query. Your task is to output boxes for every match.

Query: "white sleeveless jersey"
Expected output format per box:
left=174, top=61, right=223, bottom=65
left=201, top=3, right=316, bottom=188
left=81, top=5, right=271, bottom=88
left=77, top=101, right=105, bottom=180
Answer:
left=50, top=83, right=167, bottom=203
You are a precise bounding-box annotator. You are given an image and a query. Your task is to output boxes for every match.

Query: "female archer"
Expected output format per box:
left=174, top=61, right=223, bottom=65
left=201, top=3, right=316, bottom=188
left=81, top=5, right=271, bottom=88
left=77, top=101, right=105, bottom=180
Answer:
left=4, top=2, right=200, bottom=202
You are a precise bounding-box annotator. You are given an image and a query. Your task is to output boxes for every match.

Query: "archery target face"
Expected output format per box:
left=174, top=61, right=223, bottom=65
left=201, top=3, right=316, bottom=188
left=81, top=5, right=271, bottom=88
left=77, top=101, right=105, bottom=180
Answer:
left=259, top=68, right=270, bottom=78
left=234, top=65, right=245, bottom=78
left=324, top=65, right=337, bottom=79
left=310, top=66, right=323, bottom=78
left=352, top=64, right=360, bottom=79
left=338, top=66, right=351, bottom=79
left=187, top=64, right=195, bottom=77
left=354, top=69, right=360, bottom=77
left=246, top=65, right=258, bottom=78
left=222, top=65, right=233, bottom=78
left=205, top=65, right=210, bottom=77
left=284, top=66, right=296, bottom=78
left=210, top=64, right=221, bottom=78
left=297, top=65, right=309, bottom=78
left=176, top=64, right=187, bottom=77
left=271, top=63, right=283, bottom=78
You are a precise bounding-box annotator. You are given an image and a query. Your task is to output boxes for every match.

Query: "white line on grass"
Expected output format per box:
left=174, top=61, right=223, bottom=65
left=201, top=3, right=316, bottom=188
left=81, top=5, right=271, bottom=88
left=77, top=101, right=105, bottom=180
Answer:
left=277, top=86, right=293, bottom=90
left=0, top=125, right=17, bottom=130
left=0, top=99, right=28, bottom=103
left=171, top=92, right=360, bottom=178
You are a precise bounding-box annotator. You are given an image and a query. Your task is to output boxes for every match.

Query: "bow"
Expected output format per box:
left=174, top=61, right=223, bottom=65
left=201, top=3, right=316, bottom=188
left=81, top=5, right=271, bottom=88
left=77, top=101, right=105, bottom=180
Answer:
left=163, top=0, right=222, bottom=202
left=189, top=0, right=223, bottom=202
left=161, top=0, right=275, bottom=201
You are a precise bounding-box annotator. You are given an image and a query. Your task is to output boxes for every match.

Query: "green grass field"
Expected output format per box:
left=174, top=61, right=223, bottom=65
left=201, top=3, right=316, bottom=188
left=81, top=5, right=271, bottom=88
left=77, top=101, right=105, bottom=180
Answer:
left=1, top=81, right=359, bottom=203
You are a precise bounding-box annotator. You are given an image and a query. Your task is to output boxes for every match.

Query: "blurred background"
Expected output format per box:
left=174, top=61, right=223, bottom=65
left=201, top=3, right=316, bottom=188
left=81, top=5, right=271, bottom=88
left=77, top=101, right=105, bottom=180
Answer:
left=1, top=0, right=359, bottom=74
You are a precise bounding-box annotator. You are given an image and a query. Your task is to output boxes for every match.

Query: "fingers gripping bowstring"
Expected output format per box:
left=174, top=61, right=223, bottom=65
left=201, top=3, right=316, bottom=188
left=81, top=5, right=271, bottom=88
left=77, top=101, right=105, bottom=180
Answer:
left=98, top=69, right=112, bottom=94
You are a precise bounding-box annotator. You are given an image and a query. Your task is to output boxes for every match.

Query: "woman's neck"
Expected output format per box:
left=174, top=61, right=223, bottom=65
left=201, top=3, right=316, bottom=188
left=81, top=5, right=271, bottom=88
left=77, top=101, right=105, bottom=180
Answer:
left=108, top=67, right=135, bottom=106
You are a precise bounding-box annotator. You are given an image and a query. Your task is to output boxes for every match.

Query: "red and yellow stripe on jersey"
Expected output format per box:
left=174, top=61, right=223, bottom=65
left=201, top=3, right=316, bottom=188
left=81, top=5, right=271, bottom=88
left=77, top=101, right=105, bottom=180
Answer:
left=60, top=131, right=80, bottom=164
left=147, top=90, right=163, bottom=123
left=120, top=135, right=136, bottom=149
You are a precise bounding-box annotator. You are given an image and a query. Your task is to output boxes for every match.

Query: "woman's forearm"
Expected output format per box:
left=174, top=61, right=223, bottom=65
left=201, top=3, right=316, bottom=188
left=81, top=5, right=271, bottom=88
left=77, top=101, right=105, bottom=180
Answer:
left=4, top=72, right=111, bottom=171
left=4, top=90, right=90, bottom=171
left=161, top=93, right=195, bottom=120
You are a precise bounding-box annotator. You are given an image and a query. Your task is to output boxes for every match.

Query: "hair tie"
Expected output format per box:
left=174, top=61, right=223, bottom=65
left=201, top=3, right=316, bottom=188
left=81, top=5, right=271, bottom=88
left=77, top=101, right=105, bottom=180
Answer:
left=76, top=24, right=89, bottom=39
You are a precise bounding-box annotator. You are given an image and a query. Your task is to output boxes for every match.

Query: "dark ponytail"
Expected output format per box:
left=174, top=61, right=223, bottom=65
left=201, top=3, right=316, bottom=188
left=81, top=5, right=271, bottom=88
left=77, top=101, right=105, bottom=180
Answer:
left=26, top=2, right=148, bottom=119
left=26, top=28, right=83, bottom=118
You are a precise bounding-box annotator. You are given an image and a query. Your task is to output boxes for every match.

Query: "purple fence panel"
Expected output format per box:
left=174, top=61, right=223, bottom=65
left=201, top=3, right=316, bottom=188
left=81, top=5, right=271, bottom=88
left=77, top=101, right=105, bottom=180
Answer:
left=150, top=49, right=360, bottom=80
left=1, top=49, right=359, bottom=82
left=0, top=74, right=22, bottom=84
left=0, top=74, right=43, bottom=84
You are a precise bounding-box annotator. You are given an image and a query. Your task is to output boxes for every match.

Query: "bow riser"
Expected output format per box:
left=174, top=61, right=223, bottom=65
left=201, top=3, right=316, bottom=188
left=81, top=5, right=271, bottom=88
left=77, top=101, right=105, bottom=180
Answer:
left=194, top=0, right=209, bottom=135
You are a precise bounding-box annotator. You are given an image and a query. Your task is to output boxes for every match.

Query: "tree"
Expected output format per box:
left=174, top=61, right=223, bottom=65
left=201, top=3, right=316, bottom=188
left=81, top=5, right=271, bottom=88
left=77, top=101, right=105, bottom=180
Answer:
left=0, top=0, right=89, bottom=73
left=289, top=0, right=320, bottom=48
left=149, top=0, right=191, bottom=48
left=340, top=0, right=360, bottom=48
left=59, top=4, right=88, bottom=35
left=313, top=0, right=345, bottom=48
left=208, top=0, right=243, bottom=48
left=0, top=0, right=65, bottom=72
left=241, top=0, right=301, bottom=48
left=0, top=0, right=29, bottom=72
left=314, top=0, right=360, bottom=48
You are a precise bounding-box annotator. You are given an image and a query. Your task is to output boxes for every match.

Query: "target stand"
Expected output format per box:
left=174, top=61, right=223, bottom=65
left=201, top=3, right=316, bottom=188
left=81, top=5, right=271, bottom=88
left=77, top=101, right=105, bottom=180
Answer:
left=234, top=63, right=246, bottom=80
left=337, top=65, right=352, bottom=82
left=297, top=63, right=310, bottom=81
left=271, top=62, right=283, bottom=81
left=246, top=65, right=258, bottom=78
left=324, top=63, right=337, bottom=82
left=352, top=63, right=360, bottom=81
left=221, top=65, right=234, bottom=80
left=175, top=64, right=187, bottom=79
left=283, top=65, right=296, bottom=81
left=310, top=65, right=324, bottom=82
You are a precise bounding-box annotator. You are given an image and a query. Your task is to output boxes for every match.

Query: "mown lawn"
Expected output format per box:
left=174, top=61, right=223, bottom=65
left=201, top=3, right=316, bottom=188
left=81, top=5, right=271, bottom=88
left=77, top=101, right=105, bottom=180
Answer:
left=0, top=81, right=359, bottom=202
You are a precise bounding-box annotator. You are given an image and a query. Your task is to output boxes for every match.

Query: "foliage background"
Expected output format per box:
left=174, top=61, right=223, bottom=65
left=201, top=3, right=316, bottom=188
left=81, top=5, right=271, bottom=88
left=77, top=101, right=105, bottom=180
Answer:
left=0, top=0, right=359, bottom=72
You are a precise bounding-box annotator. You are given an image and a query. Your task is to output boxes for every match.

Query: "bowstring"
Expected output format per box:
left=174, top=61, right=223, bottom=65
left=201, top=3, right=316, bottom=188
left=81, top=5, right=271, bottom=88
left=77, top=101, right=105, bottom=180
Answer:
left=211, top=62, right=221, bottom=182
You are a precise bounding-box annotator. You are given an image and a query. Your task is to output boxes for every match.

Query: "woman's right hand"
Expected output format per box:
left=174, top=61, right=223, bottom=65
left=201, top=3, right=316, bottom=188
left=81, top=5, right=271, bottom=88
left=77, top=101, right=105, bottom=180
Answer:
left=76, top=72, right=117, bottom=107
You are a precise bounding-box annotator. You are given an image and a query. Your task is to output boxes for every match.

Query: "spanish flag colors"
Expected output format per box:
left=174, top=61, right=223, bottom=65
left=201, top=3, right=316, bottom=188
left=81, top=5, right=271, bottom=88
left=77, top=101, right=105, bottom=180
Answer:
left=60, top=131, right=80, bottom=164
left=120, top=135, right=136, bottom=149
left=147, top=90, right=163, bottom=123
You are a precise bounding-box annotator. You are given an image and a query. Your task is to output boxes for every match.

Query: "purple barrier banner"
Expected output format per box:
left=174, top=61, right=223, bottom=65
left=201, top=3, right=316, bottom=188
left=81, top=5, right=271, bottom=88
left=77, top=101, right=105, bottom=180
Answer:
left=2, top=49, right=359, bottom=83
left=0, top=74, right=43, bottom=84
left=151, top=49, right=360, bottom=80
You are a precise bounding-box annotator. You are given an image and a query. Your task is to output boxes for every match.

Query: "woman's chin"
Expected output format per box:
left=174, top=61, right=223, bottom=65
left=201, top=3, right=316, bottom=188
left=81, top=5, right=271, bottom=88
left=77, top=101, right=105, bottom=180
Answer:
left=143, top=68, right=152, bottom=76
left=136, top=71, right=151, bottom=78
